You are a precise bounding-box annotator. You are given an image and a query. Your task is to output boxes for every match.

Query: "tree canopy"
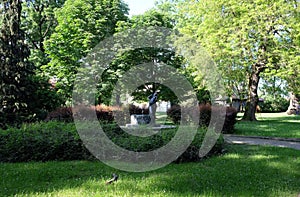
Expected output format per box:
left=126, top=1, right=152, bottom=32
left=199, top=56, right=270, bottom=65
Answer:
left=174, top=0, right=300, bottom=120
left=43, top=0, right=129, bottom=101
left=0, top=0, right=34, bottom=127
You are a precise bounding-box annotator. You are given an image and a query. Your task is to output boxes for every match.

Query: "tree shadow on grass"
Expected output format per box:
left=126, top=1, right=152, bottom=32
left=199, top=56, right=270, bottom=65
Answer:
left=1, top=145, right=299, bottom=196
left=143, top=145, right=300, bottom=196
left=235, top=116, right=300, bottom=138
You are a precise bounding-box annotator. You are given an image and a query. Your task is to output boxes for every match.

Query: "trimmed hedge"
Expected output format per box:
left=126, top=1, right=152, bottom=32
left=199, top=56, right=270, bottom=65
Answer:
left=0, top=122, right=224, bottom=163
left=0, top=122, right=92, bottom=162
left=167, top=104, right=238, bottom=134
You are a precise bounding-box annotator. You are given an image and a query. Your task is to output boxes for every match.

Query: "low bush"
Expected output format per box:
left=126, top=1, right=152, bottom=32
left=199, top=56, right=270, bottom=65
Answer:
left=223, top=107, right=238, bottom=133
left=45, top=104, right=149, bottom=123
left=167, top=105, right=181, bottom=124
left=259, top=97, right=289, bottom=113
left=45, top=107, right=73, bottom=122
left=90, top=124, right=224, bottom=163
left=0, top=122, right=224, bottom=163
left=45, top=105, right=116, bottom=123
left=167, top=104, right=238, bottom=133
left=128, top=104, right=149, bottom=115
left=0, top=122, right=92, bottom=162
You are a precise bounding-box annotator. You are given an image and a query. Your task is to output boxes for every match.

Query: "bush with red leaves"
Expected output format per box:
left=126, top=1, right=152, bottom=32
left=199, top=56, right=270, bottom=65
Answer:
left=167, top=104, right=237, bottom=133
left=45, top=104, right=150, bottom=124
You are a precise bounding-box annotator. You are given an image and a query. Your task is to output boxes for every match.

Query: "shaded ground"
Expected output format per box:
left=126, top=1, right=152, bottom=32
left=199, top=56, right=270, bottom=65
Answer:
left=1, top=145, right=299, bottom=197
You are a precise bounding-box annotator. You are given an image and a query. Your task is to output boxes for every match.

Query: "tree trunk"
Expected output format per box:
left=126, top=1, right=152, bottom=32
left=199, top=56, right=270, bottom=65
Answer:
left=242, top=68, right=261, bottom=121
left=286, top=92, right=299, bottom=115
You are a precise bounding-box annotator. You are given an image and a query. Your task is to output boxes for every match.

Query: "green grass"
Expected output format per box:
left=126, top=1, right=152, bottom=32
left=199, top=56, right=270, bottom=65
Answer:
left=155, top=112, right=173, bottom=125
left=235, top=113, right=300, bottom=138
left=1, top=144, right=299, bottom=197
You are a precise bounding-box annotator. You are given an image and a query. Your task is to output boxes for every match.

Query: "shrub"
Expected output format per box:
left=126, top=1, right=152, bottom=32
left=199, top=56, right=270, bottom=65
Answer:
left=199, top=104, right=212, bottom=126
left=167, top=104, right=238, bottom=133
left=166, top=105, right=181, bottom=124
left=128, top=104, right=149, bottom=115
left=46, top=105, right=117, bottom=123
left=0, top=122, right=224, bottom=163
left=0, top=122, right=93, bottom=162
left=85, top=124, right=225, bottom=163
left=222, top=107, right=238, bottom=133
left=175, top=129, right=224, bottom=163
left=45, top=107, right=73, bottom=122
left=259, top=97, right=289, bottom=113
left=45, top=104, right=149, bottom=124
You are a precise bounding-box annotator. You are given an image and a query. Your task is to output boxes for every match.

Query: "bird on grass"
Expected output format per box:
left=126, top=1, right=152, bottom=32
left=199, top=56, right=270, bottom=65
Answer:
left=106, top=173, right=118, bottom=185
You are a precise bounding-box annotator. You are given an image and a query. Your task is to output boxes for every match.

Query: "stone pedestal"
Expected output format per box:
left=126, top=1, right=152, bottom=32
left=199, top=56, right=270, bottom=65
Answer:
left=126, top=114, right=150, bottom=127
left=123, top=114, right=176, bottom=130
left=131, top=114, right=151, bottom=124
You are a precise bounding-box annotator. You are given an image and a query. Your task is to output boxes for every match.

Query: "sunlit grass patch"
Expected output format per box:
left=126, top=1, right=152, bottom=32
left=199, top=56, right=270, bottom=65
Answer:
left=235, top=113, right=300, bottom=138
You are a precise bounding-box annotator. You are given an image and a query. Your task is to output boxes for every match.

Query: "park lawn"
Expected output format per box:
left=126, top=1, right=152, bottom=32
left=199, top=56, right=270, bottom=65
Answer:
left=235, top=113, right=300, bottom=138
left=1, top=144, right=299, bottom=197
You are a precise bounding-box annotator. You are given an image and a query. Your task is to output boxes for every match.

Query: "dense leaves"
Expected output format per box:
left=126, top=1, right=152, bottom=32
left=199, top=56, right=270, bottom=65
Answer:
left=43, top=0, right=129, bottom=100
left=97, top=10, right=184, bottom=105
left=0, top=0, right=35, bottom=128
left=0, top=121, right=224, bottom=163
left=175, top=0, right=300, bottom=120
left=22, top=0, right=66, bottom=69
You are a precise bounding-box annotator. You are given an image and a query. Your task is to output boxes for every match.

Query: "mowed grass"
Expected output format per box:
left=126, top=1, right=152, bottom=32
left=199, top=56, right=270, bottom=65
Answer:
left=235, top=113, right=300, bottom=138
left=1, top=144, right=299, bottom=197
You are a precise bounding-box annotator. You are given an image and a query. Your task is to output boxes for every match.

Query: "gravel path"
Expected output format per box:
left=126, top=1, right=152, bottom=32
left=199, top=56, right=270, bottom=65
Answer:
left=224, top=135, right=300, bottom=150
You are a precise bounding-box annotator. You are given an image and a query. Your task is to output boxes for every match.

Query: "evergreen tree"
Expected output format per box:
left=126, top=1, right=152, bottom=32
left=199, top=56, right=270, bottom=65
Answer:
left=0, top=0, right=34, bottom=128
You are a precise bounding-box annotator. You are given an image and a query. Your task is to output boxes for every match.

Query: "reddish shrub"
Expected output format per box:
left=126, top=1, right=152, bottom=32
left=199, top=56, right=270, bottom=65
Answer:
left=45, top=107, right=73, bottom=122
left=128, top=104, right=149, bottom=115
left=167, top=104, right=237, bottom=133
left=45, top=104, right=150, bottom=124
left=199, top=104, right=212, bottom=126
left=222, top=107, right=238, bottom=133
left=167, top=105, right=181, bottom=124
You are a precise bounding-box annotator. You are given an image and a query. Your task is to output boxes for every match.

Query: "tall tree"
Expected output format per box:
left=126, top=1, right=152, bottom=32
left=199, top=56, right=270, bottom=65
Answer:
left=43, top=0, right=129, bottom=101
left=99, top=9, right=182, bottom=105
left=0, top=0, right=34, bottom=128
left=22, top=0, right=66, bottom=69
left=176, top=0, right=300, bottom=120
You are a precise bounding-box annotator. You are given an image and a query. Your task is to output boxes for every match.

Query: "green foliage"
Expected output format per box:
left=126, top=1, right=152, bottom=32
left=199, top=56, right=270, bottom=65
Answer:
left=175, top=0, right=300, bottom=120
left=43, top=0, right=129, bottom=100
left=0, top=121, right=224, bottom=163
left=89, top=124, right=224, bottom=163
left=259, top=97, right=289, bottom=113
left=0, top=0, right=35, bottom=128
left=22, top=0, right=66, bottom=69
left=258, top=76, right=289, bottom=112
left=116, top=9, right=173, bottom=31
left=97, top=10, right=182, bottom=105
left=0, top=121, right=92, bottom=162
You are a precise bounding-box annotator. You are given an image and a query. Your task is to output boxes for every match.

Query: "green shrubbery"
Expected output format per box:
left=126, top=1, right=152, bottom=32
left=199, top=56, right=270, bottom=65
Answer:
left=0, top=121, right=224, bottom=163
left=0, top=122, right=92, bottom=162
left=259, top=97, right=289, bottom=113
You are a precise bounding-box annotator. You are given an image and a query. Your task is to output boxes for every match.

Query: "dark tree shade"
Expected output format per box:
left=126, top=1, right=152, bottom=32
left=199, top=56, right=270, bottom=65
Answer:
left=0, top=0, right=34, bottom=128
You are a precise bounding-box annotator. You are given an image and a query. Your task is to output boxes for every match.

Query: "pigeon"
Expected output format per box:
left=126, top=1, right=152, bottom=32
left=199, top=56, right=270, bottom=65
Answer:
left=106, top=173, right=118, bottom=185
